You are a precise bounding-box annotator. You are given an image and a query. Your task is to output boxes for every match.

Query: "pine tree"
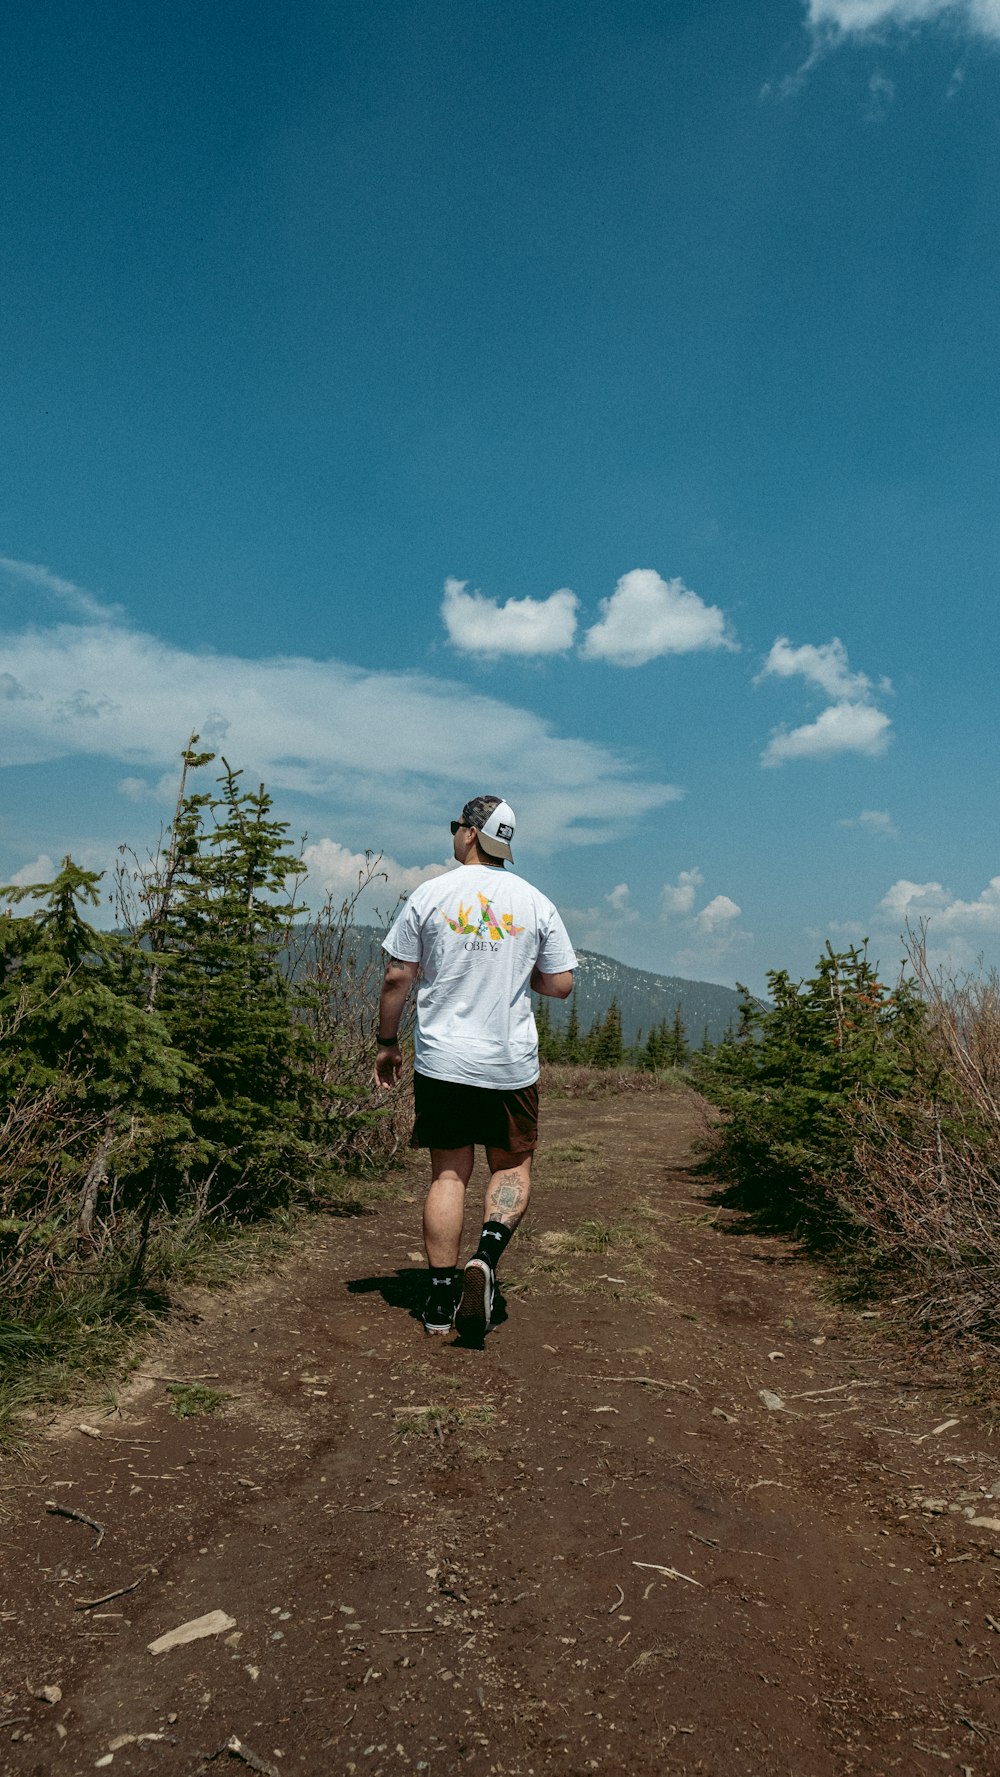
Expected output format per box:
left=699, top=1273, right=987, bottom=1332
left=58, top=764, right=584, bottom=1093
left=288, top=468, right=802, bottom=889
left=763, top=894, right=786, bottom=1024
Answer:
left=534, top=995, right=561, bottom=1062
left=562, top=993, right=582, bottom=1064
left=643, top=1017, right=669, bottom=1071
left=694, top=942, right=924, bottom=1226
left=0, top=858, right=192, bottom=1238
left=140, top=755, right=316, bottom=1211
left=591, top=999, right=624, bottom=1069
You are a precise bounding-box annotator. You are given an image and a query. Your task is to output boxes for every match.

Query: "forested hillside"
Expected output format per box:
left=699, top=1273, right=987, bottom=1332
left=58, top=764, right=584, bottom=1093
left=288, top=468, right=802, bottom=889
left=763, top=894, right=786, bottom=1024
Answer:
left=541, top=949, right=742, bottom=1047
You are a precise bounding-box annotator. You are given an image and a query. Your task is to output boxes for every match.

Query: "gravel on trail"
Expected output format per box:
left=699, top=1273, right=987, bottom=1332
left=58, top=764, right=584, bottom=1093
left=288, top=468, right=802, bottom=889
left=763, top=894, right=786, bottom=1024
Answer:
left=2, top=1084, right=1000, bottom=1777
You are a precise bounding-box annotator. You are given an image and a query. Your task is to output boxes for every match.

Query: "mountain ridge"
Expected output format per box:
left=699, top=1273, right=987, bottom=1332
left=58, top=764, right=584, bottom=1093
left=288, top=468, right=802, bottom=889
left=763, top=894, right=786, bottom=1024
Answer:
left=539, top=948, right=742, bottom=1047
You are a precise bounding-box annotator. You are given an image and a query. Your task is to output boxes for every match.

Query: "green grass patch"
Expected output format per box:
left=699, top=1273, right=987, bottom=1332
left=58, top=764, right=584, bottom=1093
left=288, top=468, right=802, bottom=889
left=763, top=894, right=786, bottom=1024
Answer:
left=543, top=1217, right=647, bottom=1254
left=167, top=1382, right=230, bottom=1419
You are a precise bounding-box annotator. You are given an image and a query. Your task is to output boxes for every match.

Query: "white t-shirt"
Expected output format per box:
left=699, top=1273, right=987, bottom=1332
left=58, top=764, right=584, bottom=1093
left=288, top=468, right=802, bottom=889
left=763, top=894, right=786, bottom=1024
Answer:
left=382, top=864, right=577, bottom=1089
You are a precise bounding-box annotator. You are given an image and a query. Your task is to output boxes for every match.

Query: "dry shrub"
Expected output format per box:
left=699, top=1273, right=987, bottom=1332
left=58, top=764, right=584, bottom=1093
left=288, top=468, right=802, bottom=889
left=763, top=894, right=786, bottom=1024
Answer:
left=841, top=935, right=1000, bottom=1342
left=540, top=1062, right=687, bottom=1100
left=0, top=1081, right=106, bottom=1315
left=292, top=863, right=412, bottom=1174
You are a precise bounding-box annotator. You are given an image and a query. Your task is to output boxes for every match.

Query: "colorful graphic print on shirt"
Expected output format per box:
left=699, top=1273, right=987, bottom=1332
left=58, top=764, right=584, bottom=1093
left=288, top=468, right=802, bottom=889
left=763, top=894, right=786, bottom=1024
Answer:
left=439, top=891, right=526, bottom=942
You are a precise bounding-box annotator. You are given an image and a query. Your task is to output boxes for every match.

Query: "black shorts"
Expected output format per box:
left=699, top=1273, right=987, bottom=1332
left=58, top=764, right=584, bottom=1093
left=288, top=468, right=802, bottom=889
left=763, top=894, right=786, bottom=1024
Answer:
left=410, top=1071, right=539, bottom=1155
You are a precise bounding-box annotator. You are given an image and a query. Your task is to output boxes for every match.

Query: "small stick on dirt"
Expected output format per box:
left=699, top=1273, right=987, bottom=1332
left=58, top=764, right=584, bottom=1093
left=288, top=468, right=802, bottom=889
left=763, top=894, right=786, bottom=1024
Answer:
left=915, top=1417, right=961, bottom=1443
left=203, top=1736, right=281, bottom=1776
left=633, top=1561, right=703, bottom=1588
left=609, top=1585, right=625, bottom=1614
left=139, top=1372, right=221, bottom=1384
left=0, top=1717, right=30, bottom=1730
left=45, top=1500, right=106, bottom=1547
left=626, top=1646, right=674, bottom=1675
left=78, top=1425, right=158, bottom=1445
left=75, top=1568, right=153, bottom=1611
left=381, top=1626, right=441, bottom=1635
left=686, top=1532, right=719, bottom=1549
left=586, top=1374, right=701, bottom=1396
left=787, top=1382, right=878, bottom=1400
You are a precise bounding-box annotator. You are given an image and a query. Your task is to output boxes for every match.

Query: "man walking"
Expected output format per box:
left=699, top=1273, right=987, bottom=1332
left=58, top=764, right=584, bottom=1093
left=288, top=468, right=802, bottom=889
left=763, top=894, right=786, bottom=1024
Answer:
left=375, top=795, right=576, bottom=1338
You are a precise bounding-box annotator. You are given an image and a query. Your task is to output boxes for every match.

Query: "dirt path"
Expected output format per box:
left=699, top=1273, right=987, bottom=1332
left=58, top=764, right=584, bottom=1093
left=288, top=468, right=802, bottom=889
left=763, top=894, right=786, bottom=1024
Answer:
left=3, top=1085, right=1000, bottom=1777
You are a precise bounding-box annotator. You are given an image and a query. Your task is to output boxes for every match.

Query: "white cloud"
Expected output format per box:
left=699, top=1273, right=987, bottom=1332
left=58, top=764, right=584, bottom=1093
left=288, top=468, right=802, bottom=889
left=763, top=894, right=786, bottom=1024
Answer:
left=946, top=60, right=967, bottom=94
left=858, top=807, right=898, bottom=835
left=302, top=837, right=449, bottom=910
left=877, top=877, right=948, bottom=923
left=877, top=875, right=1000, bottom=933
left=580, top=569, right=736, bottom=668
left=805, top=0, right=1000, bottom=39
left=838, top=808, right=899, bottom=836
left=659, top=868, right=748, bottom=967
left=0, top=555, right=122, bottom=623
left=759, top=635, right=882, bottom=702
left=671, top=927, right=753, bottom=977
left=605, top=881, right=635, bottom=916
left=762, top=701, right=892, bottom=766
left=969, top=0, right=1000, bottom=33
left=826, top=918, right=869, bottom=940
left=3, top=853, right=56, bottom=889
left=563, top=870, right=750, bottom=979
left=117, top=771, right=183, bottom=804
left=441, top=576, right=578, bottom=656
left=866, top=68, right=897, bottom=117
left=559, top=880, right=647, bottom=954
left=117, top=776, right=152, bottom=802
left=759, top=635, right=893, bottom=766
left=772, top=0, right=997, bottom=99
left=695, top=894, right=742, bottom=934
left=0, top=608, right=681, bottom=856
left=660, top=868, right=704, bottom=917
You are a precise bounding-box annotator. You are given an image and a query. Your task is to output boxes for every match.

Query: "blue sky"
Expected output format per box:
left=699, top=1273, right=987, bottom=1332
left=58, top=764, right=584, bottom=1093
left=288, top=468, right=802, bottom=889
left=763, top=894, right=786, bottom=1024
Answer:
left=3, top=0, right=1000, bottom=994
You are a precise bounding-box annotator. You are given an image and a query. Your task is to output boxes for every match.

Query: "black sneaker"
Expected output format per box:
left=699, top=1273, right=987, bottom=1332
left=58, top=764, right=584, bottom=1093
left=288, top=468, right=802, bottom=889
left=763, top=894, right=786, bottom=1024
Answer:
left=421, top=1283, right=457, bottom=1336
left=455, top=1258, right=494, bottom=1338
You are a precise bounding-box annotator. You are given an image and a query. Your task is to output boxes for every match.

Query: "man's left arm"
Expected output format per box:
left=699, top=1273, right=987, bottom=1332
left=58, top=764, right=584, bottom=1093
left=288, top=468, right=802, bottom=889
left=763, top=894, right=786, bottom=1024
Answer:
left=375, top=956, right=419, bottom=1088
left=530, top=964, right=574, bottom=999
left=531, top=906, right=577, bottom=1001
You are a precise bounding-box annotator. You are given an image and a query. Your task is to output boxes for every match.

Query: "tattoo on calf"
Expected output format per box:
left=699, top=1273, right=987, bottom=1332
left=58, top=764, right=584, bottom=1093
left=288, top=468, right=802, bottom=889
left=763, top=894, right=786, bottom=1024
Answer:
left=493, top=1183, right=522, bottom=1211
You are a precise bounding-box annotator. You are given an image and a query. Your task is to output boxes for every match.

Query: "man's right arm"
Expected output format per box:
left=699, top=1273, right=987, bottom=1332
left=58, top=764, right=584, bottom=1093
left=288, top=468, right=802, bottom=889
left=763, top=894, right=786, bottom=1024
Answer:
left=375, top=955, right=419, bottom=1088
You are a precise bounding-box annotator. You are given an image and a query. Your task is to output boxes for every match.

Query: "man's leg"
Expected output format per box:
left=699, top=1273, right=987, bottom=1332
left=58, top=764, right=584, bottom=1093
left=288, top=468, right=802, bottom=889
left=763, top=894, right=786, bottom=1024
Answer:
left=483, top=1149, right=533, bottom=1233
left=424, top=1146, right=475, bottom=1266
left=455, top=1149, right=533, bottom=1337
left=421, top=1146, right=474, bottom=1333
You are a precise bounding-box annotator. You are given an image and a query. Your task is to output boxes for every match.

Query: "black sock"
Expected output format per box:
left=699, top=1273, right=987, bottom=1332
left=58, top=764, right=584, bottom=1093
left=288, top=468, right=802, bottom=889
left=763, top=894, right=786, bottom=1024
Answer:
left=429, top=1266, right=458, bottom=1293
left=474, top=1221, right=513, bottom=1273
